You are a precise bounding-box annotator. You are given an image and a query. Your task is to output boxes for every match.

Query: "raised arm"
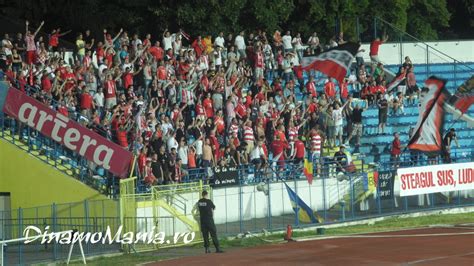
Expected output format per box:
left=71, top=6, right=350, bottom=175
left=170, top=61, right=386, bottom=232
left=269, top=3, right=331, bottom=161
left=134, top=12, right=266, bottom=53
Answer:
left=114, top=70, right=123, bottom=81
left=34, top=21, right=45, bottom=37
left=59, top=30, right=72, bottom=37
left=133, top=66, right=143, bottom=76
left=25, top=21, right=29, bottom=35
left=57, top=79, right=67, bottom=93
left=103, top=29, right=108, bottom=43
left=112, top=28, right=123, bottom=43
left=297, top=118, right=308, bottom=129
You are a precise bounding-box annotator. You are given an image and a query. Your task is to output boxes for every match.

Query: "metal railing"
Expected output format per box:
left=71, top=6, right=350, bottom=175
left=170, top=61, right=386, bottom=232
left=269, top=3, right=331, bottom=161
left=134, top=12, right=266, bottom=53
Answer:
left=1, top=158, right=473, bottom=265
left=374, top=17, right=474, bottom=70
left=373, top=17, right=474, bottom=92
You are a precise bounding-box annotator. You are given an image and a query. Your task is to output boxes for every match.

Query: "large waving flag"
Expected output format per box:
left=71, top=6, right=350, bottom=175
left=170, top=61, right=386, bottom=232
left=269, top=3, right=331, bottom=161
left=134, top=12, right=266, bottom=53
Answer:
left=387, top=72, right=406, bottom=93
left=449, top=75, right=474, bottom=114
left=408, top=77, right=449, bottom=153
left=285, top=183, right=321, bottom=224
left=301, top=42, right=360, bottom=84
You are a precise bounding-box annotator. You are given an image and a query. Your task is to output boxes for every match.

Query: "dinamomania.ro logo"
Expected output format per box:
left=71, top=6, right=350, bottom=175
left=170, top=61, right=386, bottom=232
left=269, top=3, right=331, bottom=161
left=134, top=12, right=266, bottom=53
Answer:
left=23, top=225, right=196, bottom=245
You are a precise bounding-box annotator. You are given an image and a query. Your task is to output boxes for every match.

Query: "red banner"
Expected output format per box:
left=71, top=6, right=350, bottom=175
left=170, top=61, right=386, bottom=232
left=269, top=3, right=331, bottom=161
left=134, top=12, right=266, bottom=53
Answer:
left=2, top=88, right=132, bottom=177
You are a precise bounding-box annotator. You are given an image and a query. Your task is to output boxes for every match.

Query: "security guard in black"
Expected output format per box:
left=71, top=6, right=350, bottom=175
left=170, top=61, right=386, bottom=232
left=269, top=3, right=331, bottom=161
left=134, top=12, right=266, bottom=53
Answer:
left=197, top=190, right=223, bottom=253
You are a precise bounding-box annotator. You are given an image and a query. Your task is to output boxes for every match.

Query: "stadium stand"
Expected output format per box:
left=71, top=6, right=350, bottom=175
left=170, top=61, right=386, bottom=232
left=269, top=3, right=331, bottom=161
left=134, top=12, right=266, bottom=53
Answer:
left=0, top=21, right=472, bottom=197
left=0, top=16, right=473, bottom=266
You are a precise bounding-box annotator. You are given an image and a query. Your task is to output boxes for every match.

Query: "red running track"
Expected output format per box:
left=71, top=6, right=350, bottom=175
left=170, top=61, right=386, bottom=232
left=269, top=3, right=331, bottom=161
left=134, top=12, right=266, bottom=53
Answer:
left=150, top=227, right=474, bottom=266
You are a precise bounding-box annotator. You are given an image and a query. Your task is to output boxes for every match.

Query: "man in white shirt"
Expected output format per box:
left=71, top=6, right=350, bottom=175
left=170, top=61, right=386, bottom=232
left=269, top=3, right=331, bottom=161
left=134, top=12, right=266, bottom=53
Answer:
left=234, top=31, right=246, bottom=59
left=348, top=70, right=359, bottom=91
left=308, top=32, right=320, bottom=53
left=215, top=32, right=226, bottom=66
left=250, top=141, right=266, bottom=170
left=177, top=139, right=189, bottom=168
left=332, top=101, right=349, bottom=147
left=131, top=34, right=142, bottom=52
left=162, top=30, right=173, bottom=51
left=214, top=32, right=225, bottom=48
left=167, top=130, right=179, bottom=153
left=2, top=34, right=13, bottom=56
left=385, top=90, right=395, bottom=102
left=93, top=88, right=105, bottom=108
left=282, top=31, right=293, bottom=54
left=161, top=116, right=174, bottom=136
left=292, top=32, right=303, bottom=61
left=282, top=53, right=294, bottom=83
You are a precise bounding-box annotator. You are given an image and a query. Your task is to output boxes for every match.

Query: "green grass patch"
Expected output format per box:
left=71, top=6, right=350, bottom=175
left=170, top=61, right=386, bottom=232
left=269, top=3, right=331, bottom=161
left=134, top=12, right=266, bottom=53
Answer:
left=321, top=212, right=474, bottom=236
left=221, top=212, right=474, bottom=246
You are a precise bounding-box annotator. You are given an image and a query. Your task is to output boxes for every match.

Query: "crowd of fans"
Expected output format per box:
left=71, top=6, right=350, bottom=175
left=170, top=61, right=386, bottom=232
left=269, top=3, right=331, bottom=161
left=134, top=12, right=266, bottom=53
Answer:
left=0, top=21, right=420, bottom=186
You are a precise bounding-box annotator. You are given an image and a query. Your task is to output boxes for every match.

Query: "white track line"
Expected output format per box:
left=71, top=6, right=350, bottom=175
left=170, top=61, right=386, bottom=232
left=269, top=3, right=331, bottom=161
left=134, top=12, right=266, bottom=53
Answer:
left=295, top=231, right=474, bottom=242
left=405, top=251, right=474, bottom=265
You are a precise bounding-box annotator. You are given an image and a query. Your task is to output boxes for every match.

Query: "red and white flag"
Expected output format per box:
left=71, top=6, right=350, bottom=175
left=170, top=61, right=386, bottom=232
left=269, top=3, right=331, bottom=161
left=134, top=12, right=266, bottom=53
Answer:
left=408, top=77, right=449, bottom=153
left=301, top=42, right=359, bottom=84
left=387, top=72, right=406, bottom=92
left=449, top=75, right=474, bottom=114
left=179, top=29, right=191, bottom=41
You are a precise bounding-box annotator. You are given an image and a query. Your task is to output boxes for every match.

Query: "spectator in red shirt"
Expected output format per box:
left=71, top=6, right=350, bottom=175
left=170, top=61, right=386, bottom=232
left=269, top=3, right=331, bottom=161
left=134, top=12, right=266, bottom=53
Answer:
left=80, top=87, right=95, bottom=117
left=375, top=81, right=386, bottom=94
left=192, top=35, right=206, bottom=57
left=149, top=41, right=164, bottom=61
left=116, top=121, right=130, bottom=148
left=271, top=134, right=288, bottom=170
left=235, top=100, right=247, bottom=120
left=144, top=158, right=157, bottom=186
left=293, top=65, right=304, bottom=91
left=137, top=146, right=148, bottom=177
left=156, top=61, right=167, bottom=81
left=122, top=65, right=143, bottom=91
left=48, top=28, right=71, bottom=52
left=324, top=79, right=336, bottom=100
left=340, top=79, right=349, bottom=101
left=369, top=35, right=388, bottom=64
left=306, top=76, right=317, bottom=98
left=203, top=93, right=214, bottom=118
left=293, top=137, right=305, bottom=165
left=172, top=158, right=185, bottom=183
left=41, top=70, right=52, bottom=94
left=57, top=102, right=69, bottom=117
left=306, top=97, right=318, bottom=114
left=391, top=132, right=402, bottom=167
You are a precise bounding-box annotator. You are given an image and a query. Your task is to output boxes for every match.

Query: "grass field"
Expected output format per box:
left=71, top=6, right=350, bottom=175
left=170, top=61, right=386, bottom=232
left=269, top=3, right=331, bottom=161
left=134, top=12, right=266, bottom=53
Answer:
left=62, top=212, right=474, bottom=266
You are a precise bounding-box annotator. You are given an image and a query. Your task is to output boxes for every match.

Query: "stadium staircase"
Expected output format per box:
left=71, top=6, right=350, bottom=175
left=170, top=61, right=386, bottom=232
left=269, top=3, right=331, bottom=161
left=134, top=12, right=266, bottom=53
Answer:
left=156, top=199, right=200, bottom=232
left=0, top=83, right=115, bottom=195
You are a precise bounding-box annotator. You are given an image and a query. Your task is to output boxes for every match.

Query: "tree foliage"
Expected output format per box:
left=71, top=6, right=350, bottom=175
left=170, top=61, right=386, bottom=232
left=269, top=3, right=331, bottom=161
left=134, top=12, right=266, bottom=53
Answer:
left=0, top=0, right=471, bottom=42
left=406, top=0, right=451, bottom=40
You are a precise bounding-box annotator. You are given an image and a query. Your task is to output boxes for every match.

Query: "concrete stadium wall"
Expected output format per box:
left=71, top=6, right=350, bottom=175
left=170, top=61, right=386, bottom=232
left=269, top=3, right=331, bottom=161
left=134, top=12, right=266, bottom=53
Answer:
left=136, top=177, right=353, bottom=233
left=360, top=40, right=474, bottom=66
left=0, top=139, right=117, bottom=218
